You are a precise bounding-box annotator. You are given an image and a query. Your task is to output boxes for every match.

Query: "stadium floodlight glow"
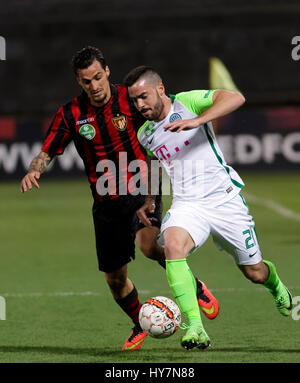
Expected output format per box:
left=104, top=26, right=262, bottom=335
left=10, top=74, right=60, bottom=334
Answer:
left=291, top=36, right=300, bottom=61
left=0, top=36, right=6, bottom=61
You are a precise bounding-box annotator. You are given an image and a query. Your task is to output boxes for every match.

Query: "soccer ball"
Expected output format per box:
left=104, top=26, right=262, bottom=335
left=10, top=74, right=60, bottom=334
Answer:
left=139, top=296, right=181, bottom=338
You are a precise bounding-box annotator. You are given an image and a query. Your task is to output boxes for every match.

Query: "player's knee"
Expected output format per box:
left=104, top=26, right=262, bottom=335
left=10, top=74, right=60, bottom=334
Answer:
left=164, top=238, right=184, bottom=259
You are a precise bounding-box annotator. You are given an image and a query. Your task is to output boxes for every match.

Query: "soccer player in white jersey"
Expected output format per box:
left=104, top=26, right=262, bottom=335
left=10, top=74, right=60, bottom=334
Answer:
left=124, top=66, right=293, bottom=350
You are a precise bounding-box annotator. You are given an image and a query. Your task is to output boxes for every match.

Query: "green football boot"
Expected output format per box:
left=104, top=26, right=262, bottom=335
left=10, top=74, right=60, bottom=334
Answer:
left=263, top=260, right=293, bottom=317
left=274, top=281, right=293, bottom=317
left=181, top=325, right=211, bottom=350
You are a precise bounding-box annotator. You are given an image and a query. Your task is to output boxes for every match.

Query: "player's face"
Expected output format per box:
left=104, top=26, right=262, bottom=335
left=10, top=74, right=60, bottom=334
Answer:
left=76, top=59, right=111, bottom=107
left=128, top=80, right=164, bottom=121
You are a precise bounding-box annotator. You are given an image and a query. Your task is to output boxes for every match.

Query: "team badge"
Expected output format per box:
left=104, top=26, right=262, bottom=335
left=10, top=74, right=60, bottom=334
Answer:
left=169, top=113, right=182, bottom=123
left=79, top=124, right=96, bottom=140
left=112, top=114, right=127, bottom=131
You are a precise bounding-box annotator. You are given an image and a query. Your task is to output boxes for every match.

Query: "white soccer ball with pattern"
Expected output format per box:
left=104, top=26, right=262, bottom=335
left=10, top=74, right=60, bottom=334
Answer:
left=139, top=296, right=181, bottom=338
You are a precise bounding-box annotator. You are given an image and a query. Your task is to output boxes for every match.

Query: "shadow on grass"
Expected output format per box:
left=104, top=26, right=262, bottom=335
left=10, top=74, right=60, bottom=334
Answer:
left=0, top=345, right=299, bottom=359
left=0, top=345, right=186, bottom=362
left=0, top=345, right=124, bottom=358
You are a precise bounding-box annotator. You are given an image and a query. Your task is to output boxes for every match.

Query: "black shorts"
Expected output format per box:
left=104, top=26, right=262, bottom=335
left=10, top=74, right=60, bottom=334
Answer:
left=92, top=194, right=162, bottom=273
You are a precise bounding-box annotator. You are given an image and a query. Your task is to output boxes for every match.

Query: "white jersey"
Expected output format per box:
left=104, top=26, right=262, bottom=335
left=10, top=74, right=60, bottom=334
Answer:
left=137, top=90, right=244, bottom=207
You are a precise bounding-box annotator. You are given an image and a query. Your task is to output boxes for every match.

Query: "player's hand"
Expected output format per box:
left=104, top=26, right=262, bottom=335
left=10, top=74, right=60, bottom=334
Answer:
left=164, top=118, right=201, bottom=133
left=20, top=172, right=41, bottom=193
left=136, top=197, right=156, bottom=227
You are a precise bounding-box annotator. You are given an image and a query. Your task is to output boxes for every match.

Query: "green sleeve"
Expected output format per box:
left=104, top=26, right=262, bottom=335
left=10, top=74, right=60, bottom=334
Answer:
left=175, top=90, right=215, bottom=115
left=144, top=148, right=155, bottom=157
left=137, top=122, right=155, bottom=157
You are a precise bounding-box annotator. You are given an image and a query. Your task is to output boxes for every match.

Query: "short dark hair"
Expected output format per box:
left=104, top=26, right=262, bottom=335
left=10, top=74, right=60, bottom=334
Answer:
left=123, top=65, right=160, bottom=87
left=71, top=46, right=106, bottom=75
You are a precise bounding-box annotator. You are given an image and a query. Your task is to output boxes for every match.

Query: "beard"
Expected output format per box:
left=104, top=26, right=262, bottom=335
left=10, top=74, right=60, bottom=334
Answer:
left=149, top=95, right=164, bottom=121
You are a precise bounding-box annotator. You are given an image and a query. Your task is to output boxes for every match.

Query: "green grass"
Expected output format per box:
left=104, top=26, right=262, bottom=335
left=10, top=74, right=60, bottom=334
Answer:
left=0, top=172, right=300, bottom=363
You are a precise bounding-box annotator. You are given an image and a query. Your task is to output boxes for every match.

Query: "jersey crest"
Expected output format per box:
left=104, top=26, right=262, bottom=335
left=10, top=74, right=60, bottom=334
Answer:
left=112, top=114, right=127, bottom=131
left=169, top=113, right=182, bottom=123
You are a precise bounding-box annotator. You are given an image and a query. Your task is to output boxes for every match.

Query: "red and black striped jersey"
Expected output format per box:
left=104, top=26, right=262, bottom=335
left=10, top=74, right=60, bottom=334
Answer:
left=42, top=84, right=147, bottom=202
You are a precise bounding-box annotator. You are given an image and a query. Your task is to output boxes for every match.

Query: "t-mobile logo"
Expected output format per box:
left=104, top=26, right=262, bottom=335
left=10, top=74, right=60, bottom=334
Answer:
left=155, top=141, right=190, bottom=165
left=155, top=145, right=171, bottom=163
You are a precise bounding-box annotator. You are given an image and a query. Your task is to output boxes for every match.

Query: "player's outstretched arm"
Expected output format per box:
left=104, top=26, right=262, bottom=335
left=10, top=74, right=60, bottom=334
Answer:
left=20, top=151, right=52, bottom=193
left=206, top=89, right=246, bottom=121
left=164, top=89, right=245, bottom=132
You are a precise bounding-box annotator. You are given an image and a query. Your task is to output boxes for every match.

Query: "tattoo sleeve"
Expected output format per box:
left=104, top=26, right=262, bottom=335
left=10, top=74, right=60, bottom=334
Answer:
left=28, top=151, right=52, bottom=174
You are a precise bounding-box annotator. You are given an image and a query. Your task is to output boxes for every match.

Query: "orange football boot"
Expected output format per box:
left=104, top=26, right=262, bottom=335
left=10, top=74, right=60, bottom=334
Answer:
left=196, top=278, right=219, bottom=320
left=122, top=323, right=147, bottom=351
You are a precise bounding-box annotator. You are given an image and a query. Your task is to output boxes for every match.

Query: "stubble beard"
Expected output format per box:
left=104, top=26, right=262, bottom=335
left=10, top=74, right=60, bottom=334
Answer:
left=151, top=97, right=165, bottom=122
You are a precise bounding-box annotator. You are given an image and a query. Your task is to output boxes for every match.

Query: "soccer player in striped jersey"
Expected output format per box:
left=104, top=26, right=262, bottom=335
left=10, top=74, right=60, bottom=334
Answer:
left=124, top=66, right=293, bottom=350
left=20, top=47, right=219, bottom=351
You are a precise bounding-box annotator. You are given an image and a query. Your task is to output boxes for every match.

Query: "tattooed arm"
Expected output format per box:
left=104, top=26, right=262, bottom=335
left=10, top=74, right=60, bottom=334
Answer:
left=20, top=151, right=52, bottom=192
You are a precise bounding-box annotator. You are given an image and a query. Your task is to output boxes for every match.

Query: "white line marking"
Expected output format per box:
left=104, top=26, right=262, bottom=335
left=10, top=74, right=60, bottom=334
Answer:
left=1, top=286, right=299, bottom=298
left=245, top=192, right=300, bottom=222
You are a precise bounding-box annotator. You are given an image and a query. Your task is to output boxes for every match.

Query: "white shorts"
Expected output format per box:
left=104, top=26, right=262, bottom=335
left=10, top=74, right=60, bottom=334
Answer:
left=158, top=193, right=262, bottom=266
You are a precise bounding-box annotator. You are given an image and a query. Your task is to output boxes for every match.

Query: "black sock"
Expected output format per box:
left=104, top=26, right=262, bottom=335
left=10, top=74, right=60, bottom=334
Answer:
left=115, top=286, right=142, bottom=325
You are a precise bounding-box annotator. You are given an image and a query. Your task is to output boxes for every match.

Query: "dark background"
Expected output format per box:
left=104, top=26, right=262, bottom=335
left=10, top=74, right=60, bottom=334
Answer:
left=1, top=0, right=299, bottom=116
left=0, top=0, right=299, bottom=177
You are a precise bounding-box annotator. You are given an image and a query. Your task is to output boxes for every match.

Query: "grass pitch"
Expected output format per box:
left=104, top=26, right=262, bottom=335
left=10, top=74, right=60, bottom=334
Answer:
left=0, top=172, right=299, bottom=363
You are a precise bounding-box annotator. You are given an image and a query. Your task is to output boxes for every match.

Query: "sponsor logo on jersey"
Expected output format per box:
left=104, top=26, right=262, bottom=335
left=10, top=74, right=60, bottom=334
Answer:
left=169, top=113, right=182, bottom=123
left=155, top=145, right=171, bottom=165
left=76, top=117, right=95, bottom=125
left=144, top=122, right=156, bottom=137
left=79, top=124, right=96, bottom=140
left=112, top=114, right=127, bottom=131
